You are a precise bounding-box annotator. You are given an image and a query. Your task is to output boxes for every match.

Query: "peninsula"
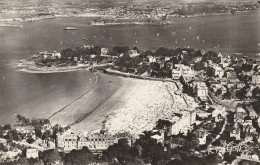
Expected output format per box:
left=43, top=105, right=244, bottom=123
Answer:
left=5, top=44, right=260, bottom=165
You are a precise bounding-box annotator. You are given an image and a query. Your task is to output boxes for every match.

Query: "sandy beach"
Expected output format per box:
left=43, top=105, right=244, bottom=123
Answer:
left=48, top=73, right=198, bottom=136
left=50, top=72, right=122, bottom=126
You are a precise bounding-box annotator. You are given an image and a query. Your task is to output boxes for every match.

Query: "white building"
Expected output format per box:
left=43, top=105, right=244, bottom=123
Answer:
left=172, top=64, right=194, bottom=80
left=26, top=148, right=38, bottom=159
left=85, top=133, right=118, bottom=153
left=147, top=55, right=156, bottom=63
left=170, top=110, right=196, bottom=135
left=40, top=51, right=61, bottom=59
left=101, top=48, right=109, bottom=55
left=56, top=131, right=80, bottom=152
left=56, top=129, right=118, bottom=153
left=196, top=82, right=208, bottom=100
left=128, top=50, right=140, bottom=58
left=196, top=129, right=207, bottom=145
left=213, top=65, right=224, bottom=78
left=252, top=74, right=260, bottom=85
left=230, top=123, right=241, bottom=140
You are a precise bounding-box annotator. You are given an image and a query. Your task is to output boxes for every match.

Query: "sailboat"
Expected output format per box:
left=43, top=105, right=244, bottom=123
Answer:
left=157, top=33, right=160, bottom=37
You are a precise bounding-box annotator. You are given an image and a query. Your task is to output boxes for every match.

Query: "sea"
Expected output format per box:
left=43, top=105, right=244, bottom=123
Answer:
left=0, top=9, right=260, bottom=124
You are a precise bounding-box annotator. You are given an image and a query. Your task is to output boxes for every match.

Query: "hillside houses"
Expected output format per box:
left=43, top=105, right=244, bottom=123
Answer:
left=14, top=125, right=36, bottom=140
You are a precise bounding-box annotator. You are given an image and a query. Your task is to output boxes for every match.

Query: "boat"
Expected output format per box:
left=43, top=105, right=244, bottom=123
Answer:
left=256, top=53, right=260, bottom=56
left=234, top=53, right=242, bottom=56
left=63, top=27, right=78, bottom=30
left=90, top=21, right=105, bottom=26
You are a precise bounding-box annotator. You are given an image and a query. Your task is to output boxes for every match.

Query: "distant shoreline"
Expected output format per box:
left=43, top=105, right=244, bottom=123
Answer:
left=1, top=9, right=258, bottom=28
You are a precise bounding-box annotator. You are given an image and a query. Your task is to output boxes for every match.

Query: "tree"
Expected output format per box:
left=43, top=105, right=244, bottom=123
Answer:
left=41, top=149, right=62, bottom=164
left=3, top=124, right=11, bottom=130
left=65, top=147, right=95, bottom=165
left=215, top=88, right=222, bottom=96
left=112, top=46, right=130, bottom=56
left=236, top=86, right=249, bottom=100
left=125, top=157, right=145, bottom=165
left=5, top=131, right=13, bottom=141
left=16, top=114, right=30, bottom=125
left=252, top=87, right=260, bottom=99
left=34, top=125, right=42, bottom=138
left=193, top=62, right=205, bottom=71
left=223, top=90, right=231, bottom=100
left=106, top=138, right=130, bottom=163
left=11, top=130, right=19, bottom=141
left=129, top=145, right=142, bottom=158
left=223, top=152, right=237, bottom=163
left=27, top=136, right=35, bottom=144
left=42, top=130, right=52, bottom=140
left=167, top=154, right=220, bottom=165
left=135, top=131, right=166, bottom=164
left=155, top=119, right=172, bottom=130
left=0, top=125, right=4, bottom=138
left=190, top=138, right=200, bottom=149
left=28, top=157, right=39, bottom=165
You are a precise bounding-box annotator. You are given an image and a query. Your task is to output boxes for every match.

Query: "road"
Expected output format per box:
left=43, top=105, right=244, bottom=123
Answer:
left=197, top=74, right=236, bottom=145
left=208, top=91, right=236, bottom=112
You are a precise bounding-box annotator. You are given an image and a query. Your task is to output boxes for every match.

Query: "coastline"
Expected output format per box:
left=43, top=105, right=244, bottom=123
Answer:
left=1, top=9, right=258, bottom=28
left=71, top=73, right=198, bottom=136
left=44, top=68, right=197, bottom=136
left=15, top=59, right=113, bottom=74
left=16, top=67, right=89, bottom=74
left=50, top=72, right=122, bottom=127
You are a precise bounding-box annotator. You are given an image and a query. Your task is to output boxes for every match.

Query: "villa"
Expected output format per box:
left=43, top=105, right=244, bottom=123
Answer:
left=213, top=65, right=224, bottom=78
left=26, top=148, right=39, bottom=159
left=252, top=73, right=260, bottom=85
left=169, top=110, right=196, bottom=135
left=128, top=50, right=140, bottom=58
left=172, top=64, right=194, bottom=80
